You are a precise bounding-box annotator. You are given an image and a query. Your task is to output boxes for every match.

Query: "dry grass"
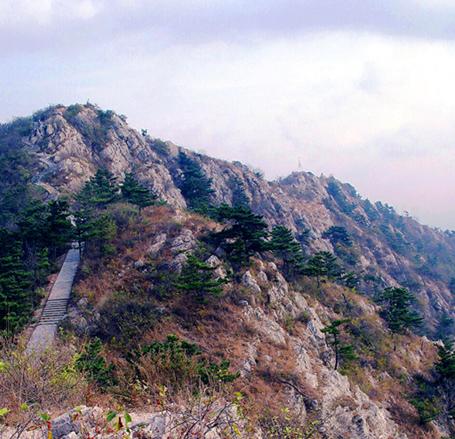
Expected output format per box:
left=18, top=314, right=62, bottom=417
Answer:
left=0, top=337, right=89, bottom=425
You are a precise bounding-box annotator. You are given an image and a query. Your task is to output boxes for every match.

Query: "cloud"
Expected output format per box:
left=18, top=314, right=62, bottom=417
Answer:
left=3, top=0, right=455, bottom=58
left=1, top=2, right=455, bottom=228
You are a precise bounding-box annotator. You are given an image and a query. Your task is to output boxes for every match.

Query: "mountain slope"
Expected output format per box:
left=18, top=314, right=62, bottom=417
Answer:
left=1, top=103, right=455, bottom=438
left=1, top=103, right=453, bottom=336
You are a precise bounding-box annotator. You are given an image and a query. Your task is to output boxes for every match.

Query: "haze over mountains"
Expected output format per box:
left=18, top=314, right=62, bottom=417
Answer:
left=3, top=0, right=455, bottom=230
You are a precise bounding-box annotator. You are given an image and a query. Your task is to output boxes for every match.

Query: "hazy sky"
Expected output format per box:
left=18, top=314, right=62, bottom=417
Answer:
left=1, top=0, right=454, bottom=229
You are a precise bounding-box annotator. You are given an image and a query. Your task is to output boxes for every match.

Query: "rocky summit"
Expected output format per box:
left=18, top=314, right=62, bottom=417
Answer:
left=0, top=103, right=454, bottom=438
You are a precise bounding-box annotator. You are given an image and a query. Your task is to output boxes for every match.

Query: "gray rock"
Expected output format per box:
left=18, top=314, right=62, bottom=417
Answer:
left=133, top=259, right=146, bottom=269
left=241, top=271, right=261, bottom=294
left=147, top=233, right=167, bottom=256
left=52, top=413, right=77, bottom=438
left=170, top=229, right=195, bottom=254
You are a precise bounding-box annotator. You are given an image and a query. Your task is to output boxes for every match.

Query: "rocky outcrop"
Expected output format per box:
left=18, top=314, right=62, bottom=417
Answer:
left=8, top=104, right=452, bottom=336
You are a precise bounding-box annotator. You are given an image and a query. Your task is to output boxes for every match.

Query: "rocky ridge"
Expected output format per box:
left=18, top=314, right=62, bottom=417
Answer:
left=1, top=104, right=454, bottom=437
left=8, top=103, right=454, bottom=335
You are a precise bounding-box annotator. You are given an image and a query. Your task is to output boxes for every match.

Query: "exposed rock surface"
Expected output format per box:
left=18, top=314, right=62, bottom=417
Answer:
left=1, top=104, right=454, bottom=438
left=6, top=104, right=452, bottom=335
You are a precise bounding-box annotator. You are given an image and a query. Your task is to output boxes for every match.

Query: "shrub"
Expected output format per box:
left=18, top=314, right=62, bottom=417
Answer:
left=322, top=226, right=352, bottom=247
left=150, top=138, right=169, bottom=155
left=75, top=338, right=115, bottom=388
left=97, top=293, right=157, bottom=348
left=259, top=407, right=320, bottom=439
left=410, top=397, right=441, bottom=424
left=135, top=335, right=239, bottom=393
left=63, top=104, right=83, bottom=122
left=0, top=338, right=87, bottom=419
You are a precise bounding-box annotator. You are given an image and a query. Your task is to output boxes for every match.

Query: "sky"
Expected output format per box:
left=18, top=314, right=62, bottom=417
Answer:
left=1, top=1, right=454, bottom=230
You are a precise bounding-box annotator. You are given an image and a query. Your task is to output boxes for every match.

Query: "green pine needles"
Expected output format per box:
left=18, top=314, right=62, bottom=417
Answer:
left=178, top=152, right=214, bottom=213
left=175, top=254, right=228, bottom=303
left=377, top=287, right=423, bottom=334
left=121, top=173, right=157, bottom=210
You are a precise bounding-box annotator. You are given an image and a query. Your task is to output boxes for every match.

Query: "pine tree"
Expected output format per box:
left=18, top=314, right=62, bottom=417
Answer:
left=340, top=271, right=359, bottom=289
left=17, top=200, right=53, bottom=287
left=322, top=319, right=356, bottom=370
left=74, top=209, right=117, bottom=257
left=175, top=254, right=227, bottom=303
left=0, top=243, right=32, bottom=334
left=230, top=176, right=249, bottom=208
left=434, top=313, right=454, bottom=342
left=269, top=225, right=304, bottom=278
left=212, top=204, right=269, bottom=269
left=121, top=173, right=157, bottom=210
left=35, top=247, right=50, bottom=288
left=77, top=169, right=119, bottom=209
left=436, top=340, right=455, bottom=380
left=178, top=153, right=214, bottom=213
left=17, top=199, right=49, bottom=253
left=322, top=226, right=352, bottom=247
left=378, top=287, right=423, bottom=334
left=303, top=251, right=341, bottom=288
left=45, top=200, right=73, bottom=259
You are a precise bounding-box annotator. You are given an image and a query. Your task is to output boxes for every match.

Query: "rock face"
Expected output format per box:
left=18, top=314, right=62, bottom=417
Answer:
left=8, top=103, right=452, bottom=335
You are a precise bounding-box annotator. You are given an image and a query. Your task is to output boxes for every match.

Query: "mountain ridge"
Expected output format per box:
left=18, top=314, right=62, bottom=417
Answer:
left=1, top=102, right=455, bottom=438
left=1, top=102, right=452, bottom=336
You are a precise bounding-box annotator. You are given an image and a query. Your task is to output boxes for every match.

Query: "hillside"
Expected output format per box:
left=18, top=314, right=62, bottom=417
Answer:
left=0, top=103, right=454, bottom=438
left=1, top=103, right=454, bottom=335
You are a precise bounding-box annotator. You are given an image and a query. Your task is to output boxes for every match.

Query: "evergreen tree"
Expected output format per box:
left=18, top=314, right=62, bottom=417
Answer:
left=77, top=169, right=119, bottom=209
left=178, top=152, right=214, bottom=213
left=175, top=254, right=227, bottom=303
left=377, top=287, right=423, bottom=334
left=17, top=199, right=49, bottom=255
left=340, top=271, right=360, bottom=289
left=322, top=226, right=352, bottom=247
left=45, top=200, right=73, bottom=259
left=36, top=247, right=50, bottom=286
left=434, top=313, right=454, bottom=342
left=121, top=173, right=157, bottom=210
left=17, top=200, right=55, bottom=287
left=436, top=340, right=455, bottom=380
left=74, top=209, right=117, bottom=257
left=230, top=176, right=249, bottom=208
left=322, top=319, right=357, bottom=370
left=303, top=251, right=341, bottom=288
left=0, top=242, right=32, bottom=334
left=268, top=225, right=304, bottom=278
left=212, top=204, right=268, bottom=269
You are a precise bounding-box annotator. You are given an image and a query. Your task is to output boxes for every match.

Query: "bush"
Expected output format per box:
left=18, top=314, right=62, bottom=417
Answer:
left=97, top=293, right=157, bottom=348
left=0, top=338, right=87, bottom=419
left=75, top=338, right=115, bottom=388
left=150, top=139, right=169, bottom=155
left=63, top=104, right=83, bottom=122
left=410, top=397, right=441, bottom=424
left=135, top=335, right=239, bottom=393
